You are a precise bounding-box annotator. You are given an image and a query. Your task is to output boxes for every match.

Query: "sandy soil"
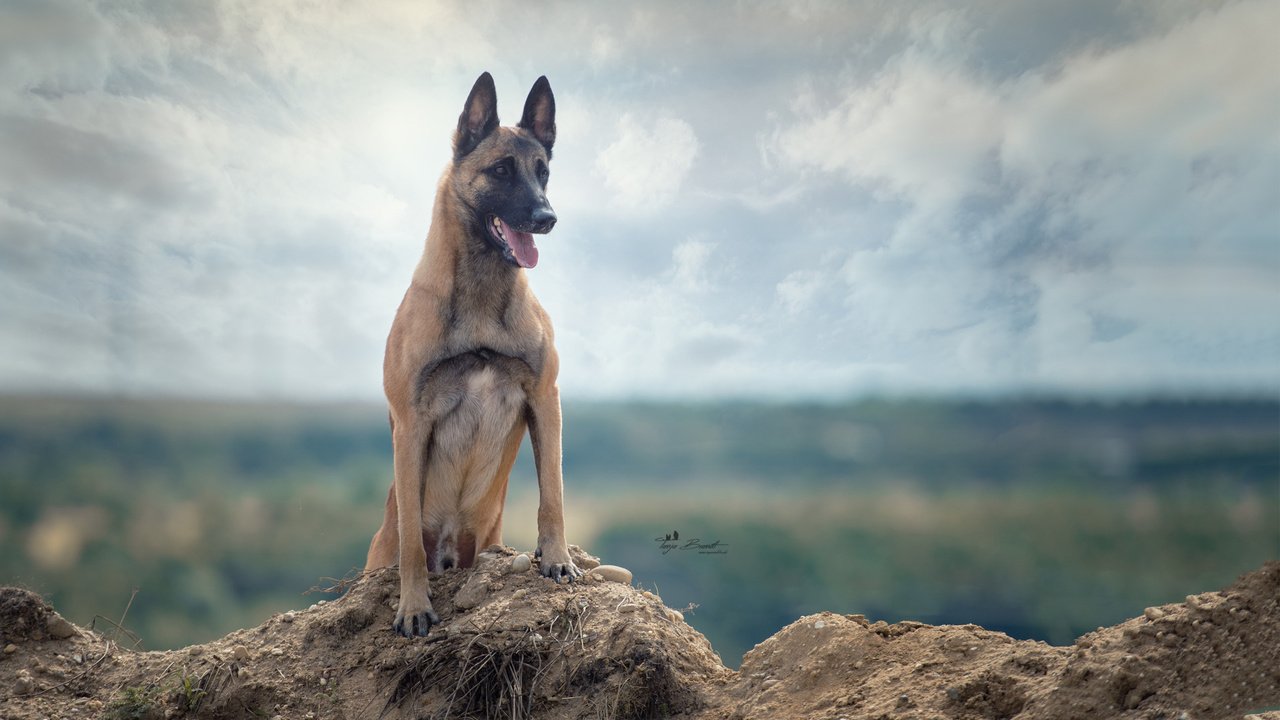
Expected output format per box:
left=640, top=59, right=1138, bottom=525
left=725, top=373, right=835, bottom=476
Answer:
left=1, top=547, right=1276, bottom=720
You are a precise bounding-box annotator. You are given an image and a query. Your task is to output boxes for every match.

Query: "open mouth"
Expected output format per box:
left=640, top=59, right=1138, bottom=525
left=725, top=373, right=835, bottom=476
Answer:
left=487, top=215, right=539, bottom=269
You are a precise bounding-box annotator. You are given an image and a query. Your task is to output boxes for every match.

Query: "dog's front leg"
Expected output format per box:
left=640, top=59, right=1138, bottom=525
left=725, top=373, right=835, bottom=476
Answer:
left=526, top=384, right=581, bottom=583
left=392, top=416, right=439, bottom=636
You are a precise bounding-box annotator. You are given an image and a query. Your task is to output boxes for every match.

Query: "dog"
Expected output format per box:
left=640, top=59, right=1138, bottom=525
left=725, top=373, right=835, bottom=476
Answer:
left=364, top=72, right=581, bottom=637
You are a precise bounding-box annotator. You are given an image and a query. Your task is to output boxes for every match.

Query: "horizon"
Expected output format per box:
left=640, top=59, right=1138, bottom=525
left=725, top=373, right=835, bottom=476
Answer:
left=3, top=388, right=1276, bottom=408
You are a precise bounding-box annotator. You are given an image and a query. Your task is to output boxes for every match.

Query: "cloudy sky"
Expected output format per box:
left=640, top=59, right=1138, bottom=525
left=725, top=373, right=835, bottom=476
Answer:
left=1, top=0, right=1277, bottom=401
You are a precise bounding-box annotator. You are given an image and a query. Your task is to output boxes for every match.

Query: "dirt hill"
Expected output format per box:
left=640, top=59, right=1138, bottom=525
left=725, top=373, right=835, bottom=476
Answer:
left=1, top=547, right=1277, bottom=719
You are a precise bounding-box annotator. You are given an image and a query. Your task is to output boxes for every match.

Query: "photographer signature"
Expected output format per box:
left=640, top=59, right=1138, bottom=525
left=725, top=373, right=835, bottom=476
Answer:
left=654, top=531, right=728, bottom=555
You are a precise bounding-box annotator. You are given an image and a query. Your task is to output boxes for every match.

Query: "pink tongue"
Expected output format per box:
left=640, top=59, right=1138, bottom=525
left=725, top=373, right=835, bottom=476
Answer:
left=501, top=218, right=539, bottom=268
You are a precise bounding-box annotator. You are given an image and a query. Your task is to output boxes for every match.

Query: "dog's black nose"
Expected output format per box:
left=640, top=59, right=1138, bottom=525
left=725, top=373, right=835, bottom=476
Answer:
left=530, top=206, right=557, bottom=233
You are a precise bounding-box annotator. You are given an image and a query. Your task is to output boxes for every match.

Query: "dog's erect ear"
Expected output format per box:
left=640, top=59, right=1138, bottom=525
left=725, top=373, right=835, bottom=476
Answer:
left=454, top=72, right=499, bottom=160
left=518, top=76, right=556, bottom=155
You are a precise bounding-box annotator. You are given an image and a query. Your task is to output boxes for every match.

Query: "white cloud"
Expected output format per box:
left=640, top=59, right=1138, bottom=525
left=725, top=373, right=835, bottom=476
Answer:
left=594, top=114, right=699, bottom=213
left=762, top=0, right=1280, bottom=393
left=0, top=0, right=1274, bottom=400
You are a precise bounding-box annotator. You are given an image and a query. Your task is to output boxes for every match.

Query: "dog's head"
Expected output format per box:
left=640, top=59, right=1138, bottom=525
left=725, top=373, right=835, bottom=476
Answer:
left=451, top=72, right=557, bottom=269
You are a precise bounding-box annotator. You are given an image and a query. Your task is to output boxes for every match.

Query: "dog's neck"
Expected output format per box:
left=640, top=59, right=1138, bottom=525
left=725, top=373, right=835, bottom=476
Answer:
left=415, top=182, right=528, bottom=330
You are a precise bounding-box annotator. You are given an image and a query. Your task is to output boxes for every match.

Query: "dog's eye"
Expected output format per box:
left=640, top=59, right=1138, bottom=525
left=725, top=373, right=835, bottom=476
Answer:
left=536, top=162, right=549, bottom=183
left=493, top=164, right=510, bottom=177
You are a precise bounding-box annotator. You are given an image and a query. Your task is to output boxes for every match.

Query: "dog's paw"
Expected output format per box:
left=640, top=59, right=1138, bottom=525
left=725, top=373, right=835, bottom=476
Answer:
left=535, top=545, right=582, bottom=584
left=393, top=600, right=440, bottom=637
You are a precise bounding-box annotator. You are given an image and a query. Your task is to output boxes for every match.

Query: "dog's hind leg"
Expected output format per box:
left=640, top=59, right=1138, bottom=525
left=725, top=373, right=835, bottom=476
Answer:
left=364, top=483, right=399, bottom=569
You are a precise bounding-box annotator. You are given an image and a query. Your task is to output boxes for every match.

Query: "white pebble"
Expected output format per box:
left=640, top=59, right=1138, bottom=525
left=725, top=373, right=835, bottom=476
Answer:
left=593, top=565, right=633, bottom=584
left=511, top=555, right=532, bottom=573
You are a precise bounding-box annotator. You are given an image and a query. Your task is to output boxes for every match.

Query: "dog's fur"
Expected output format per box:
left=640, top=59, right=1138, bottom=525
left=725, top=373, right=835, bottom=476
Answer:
left=364, top=72, right=580, bottom=636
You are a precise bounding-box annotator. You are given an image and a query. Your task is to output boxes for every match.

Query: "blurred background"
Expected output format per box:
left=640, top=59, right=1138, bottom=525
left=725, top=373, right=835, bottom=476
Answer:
left=1, top=1, right=1277, bottom=666
left=0, top=397, right=1275, bottom=665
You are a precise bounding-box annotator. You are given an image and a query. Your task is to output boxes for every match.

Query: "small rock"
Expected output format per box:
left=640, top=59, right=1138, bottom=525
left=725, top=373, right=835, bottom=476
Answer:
left=281, top=612, right=296, bottom=623
left=511, top=589, right=528, bottom=600
left=187, top=646, right=203, bottom=657
left=316, top=600, right=327, bottom=606
left=3, top=644, right=16, bottom=654
left=490, top=582, right=504, bottom=591
left=308, top=604, right=318, bottom=611
left=591, top=573, right=605, bottom=582
left=1123, top=688, right=1146, bottom=710
left=270, top=647, right=284, bottom=657
left=617, top=603, right=640, bottom=613
left=511, top=554, right=532, bottom=573
left=814, top=620, right=826, bottom=630
left=319, top=677, right=327, bottom=686
left=46, top=614, right=77, bottom=640
left=454, top=575, right=489, bottom=610
left=641, top=591, right=657, bottom=600
left=762, top=678, right=777, bottom=689
left=14, top=669, right=34, bottom=694
left=232, top=645, right=250, bottom=662
left=569, top=545, right=602, bottom=570
left=666, top=608, right=684, bottom=622
left=529, top=633, right=543, bottom=644
left=593, top=565, right=633, bottom=584
left=1143, top=607, right=1165, bottom=621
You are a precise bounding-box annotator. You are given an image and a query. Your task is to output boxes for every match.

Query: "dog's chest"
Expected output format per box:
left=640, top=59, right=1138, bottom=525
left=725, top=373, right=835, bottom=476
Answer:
left=416, top=344, right=538, bottom=415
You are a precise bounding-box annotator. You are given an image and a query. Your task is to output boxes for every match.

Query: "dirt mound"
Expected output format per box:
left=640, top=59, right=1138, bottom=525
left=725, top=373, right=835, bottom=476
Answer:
left=1, top=553, right=1276, bottom=720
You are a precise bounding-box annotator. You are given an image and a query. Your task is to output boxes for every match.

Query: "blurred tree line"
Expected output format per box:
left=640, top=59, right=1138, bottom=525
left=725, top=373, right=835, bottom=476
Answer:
left=0, top=395, right=1275, bottom=664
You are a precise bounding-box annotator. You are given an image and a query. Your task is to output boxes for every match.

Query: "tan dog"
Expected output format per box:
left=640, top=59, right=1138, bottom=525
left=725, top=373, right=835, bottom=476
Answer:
left=364, top=72, right=581, bottom=636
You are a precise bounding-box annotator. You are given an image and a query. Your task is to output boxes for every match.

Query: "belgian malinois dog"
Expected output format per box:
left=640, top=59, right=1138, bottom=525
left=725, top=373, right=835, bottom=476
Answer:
left=364, top=72, right=581, bottom=636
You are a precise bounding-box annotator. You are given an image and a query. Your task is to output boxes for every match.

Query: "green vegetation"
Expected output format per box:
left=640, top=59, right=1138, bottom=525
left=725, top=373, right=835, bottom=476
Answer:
left=1, top=395, right=1275, bottom=666
left=104, top=684, right=162, bottom=720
